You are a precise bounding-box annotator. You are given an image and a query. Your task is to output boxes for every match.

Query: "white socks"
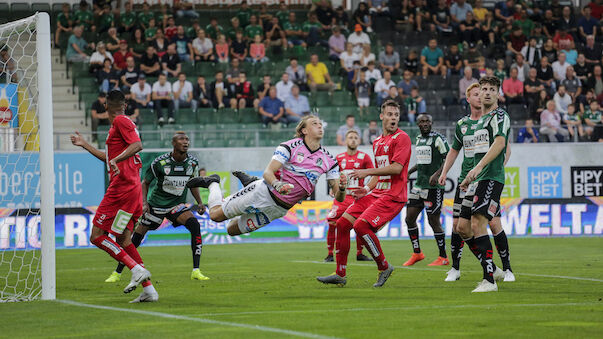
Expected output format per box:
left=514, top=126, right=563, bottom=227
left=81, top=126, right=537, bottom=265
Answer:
left=143, top=283, right=156, bottom=294
left=208, top=182, right=223, bottom=210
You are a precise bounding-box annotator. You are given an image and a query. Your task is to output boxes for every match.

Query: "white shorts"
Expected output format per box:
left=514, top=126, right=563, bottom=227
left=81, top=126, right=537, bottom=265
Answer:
left=222, top=179, right=289, bottom=234
left=357, top=97, right=370, bottom=107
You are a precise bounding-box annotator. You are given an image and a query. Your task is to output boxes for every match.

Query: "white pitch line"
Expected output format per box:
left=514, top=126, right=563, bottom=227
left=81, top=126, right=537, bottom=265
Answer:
left=293, top=260, right=603, bottom=283
left=56, top=299, right=341, bottom=339
left=193, top=302, right=600, bottom=318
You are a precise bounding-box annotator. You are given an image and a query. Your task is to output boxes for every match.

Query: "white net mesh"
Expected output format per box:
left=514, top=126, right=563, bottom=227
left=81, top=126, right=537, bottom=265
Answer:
left=0, top=15, right=43, bottom=302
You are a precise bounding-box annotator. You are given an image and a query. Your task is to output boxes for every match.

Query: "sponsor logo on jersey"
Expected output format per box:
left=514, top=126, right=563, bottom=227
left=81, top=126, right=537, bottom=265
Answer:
left=296, top=152, right=305, bottom=163
left=174, top=166, right=184, bottom=172
left=354, top=162, right=360, bottom=168
left=358, top=152, right=366, bottom=159
left=372, top=216, right=380, bottom=225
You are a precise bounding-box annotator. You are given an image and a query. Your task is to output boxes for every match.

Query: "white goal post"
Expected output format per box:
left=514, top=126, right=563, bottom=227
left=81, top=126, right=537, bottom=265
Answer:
left=0, top=12, right=55, bottom=302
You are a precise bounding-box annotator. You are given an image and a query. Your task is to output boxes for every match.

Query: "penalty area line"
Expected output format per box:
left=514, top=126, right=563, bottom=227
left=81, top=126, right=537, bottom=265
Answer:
left=292, top=260, right=603, bottom=283
left=56, top=299, right=341, bottom=339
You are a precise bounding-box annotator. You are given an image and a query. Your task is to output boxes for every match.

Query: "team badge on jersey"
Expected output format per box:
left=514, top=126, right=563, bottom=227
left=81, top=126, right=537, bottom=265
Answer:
left=384, top=146, right=389, bottom=152
left=316, top=158, right=323, bottom=167
left=164, top=166, right=171, bottom=175
left=354, top=162, right=360, bottom=168
left=296, top=152, right=305, bottom=163
left=461, top=125, right=468, bottom=134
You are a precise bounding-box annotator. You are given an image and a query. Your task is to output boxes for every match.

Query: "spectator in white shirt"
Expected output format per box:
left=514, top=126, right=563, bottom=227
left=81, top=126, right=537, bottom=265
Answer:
left=89, top=42, right=114, bottom=73
left=364, top=60, right=382, bottom=83
left=192, top=29, right=214, bottom=62
left=552, top=52, right=570, bottom=82
left=130, top=74, right=153, bottom=108
left=152, top=73, right=175, bottom=124
left=275, top=73, right=294, bottom=103
left=360, top=43, right=376, bottom=66
left=173, top=72, right=194, bottom=111
left=553, top=84, right=572, bottom=114
left=374, top=70, right=395, bottom=106
left=348, top=24, right=371, bottom=54
left=540, top=100, right=570, bottom=142
left=340, top=42, right=360, bottom=83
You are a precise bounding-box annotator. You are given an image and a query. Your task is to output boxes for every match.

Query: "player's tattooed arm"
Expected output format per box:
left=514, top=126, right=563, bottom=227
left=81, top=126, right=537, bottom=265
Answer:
left=438, top=148, right=460, bottom=186
left=70, top=131, right=106, bottom=162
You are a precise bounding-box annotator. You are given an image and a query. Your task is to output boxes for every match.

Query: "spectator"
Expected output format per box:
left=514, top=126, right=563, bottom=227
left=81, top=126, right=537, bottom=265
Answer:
left=553, top=28, right=574, bottom=51
left=584, top=100, right=602, bottom=140
left=205, top=17, right=224, bottom=41
left=502, top=67, right=524, bottom=104
left=97, top=5, right=115, bottom=36
left=152, top=29, right=168, bottom=57
left=355, top=71, right=371, bottom=114
left=103, top=27, right=121, bottom=53
left=286, top=57, right=308, bottom=91
left=516, top=118, right=540, bottom=143
left=421, top=39, right=446, bottom=78
left=583, top=35, right=602, bottom=67
left=561, top=46, right=578, bottom=65
left=193, top=76, right=211, bottom=111
left=384, top=85, right=405, bottom=108
left=537, top=56, right=556, bottom=94
left=588, top=0, right=603, bottom=20
left=494, top=0, right=514, bottom=24
left=348, top=24, right=371, bottom=55
left=89, top=42, right=113, bottom=73
left=521, top=37, right=543, bottom=67
left=379, top=42, right=401, bottom=75
left=450, top=0, right=473, bottom=25
left=144, top=18, right=158, bottom=42
left=259, top=87, right=287, bottom=127
left=365, top=60, right=383, bottom=85
left=374, top=70, right=396, bottom=106
left=524, top=67, right=545, bottom=112
left=494, top=59, right=507, bottom=82
left=257, top=74, right=272, bottom=101
left=248, top=34, right=268, bottom=63
left=516, top=8, right=534, bottom=37
left=511, top=54, right=530, bottom=83
left=55, top=3, right=73, bottom=46
left=404, top=49, right=420, bottom=75
left=363, top=120, right=383, bottom=145
left=131, top=74, right=153, bottom=109
left=459, top=12, right=481, bottom=45
left=445, top=44, right=463, bottom=77
left=587, top=65, right=603, bottom=97
left=578, top=6, right=598, bottom=42
left=276, top=73, right=294, bottom=103
left=368, top=0, right=390, bottom=20
left=123, top=88, right=140, bottom=124
left=90, top=92, right=108, bottom=141
left=164, top=16, right=178, bottom=41
left=265, top=16, right=287, bottom=52
left=245, top=15, right=264, bottom=41
left=234, top=72, right=257, bottom=109
left=533, top=89, right=549, bottom=120
left=353, top=2, right=372, bottom=33
left=540, top=100, right=570, bottom=141
left=542, top=9, right=558, bottom=39
left=554, top=84, right=572, bottom=114
left=459, top=66, right=478, bottom=108
left=96, top=58, right=119, bottom=93
left=175, top=0, right=199, bottom=19
left=563, top=103, right=585, bottom=141
left=431, top=0, right=453, bottom=35
left=306, top=54, right=336, bottom=93
left=284, top=12, right=307, bottom=48
left=397, top=70, right=418, bottom=97
left=506, top=25, right=527, bottom=64
left=562, top=66, right=582, bottom=100
left=162, top=44, right=182, bottom=78
left=404, top=86, right=425, bottom=123
left=334, top=6, right=350, bottom=33
left=542, top=38, right=557, bottom=62
left=341, top=42, right=359, bottom=85
left=462, top=42, right=482, bottom=69
left=336, top=115, right=362, bottom=145
left=285, top=85, right=311, bottom=120
left=119, top=56, right=140, bottom=91
left=137, top=3, right=155, bottom=30
left=113, top=40, right=132, bottom=70
left=552, top=52, right=570, bottom=82
left=173, top=72, right=194, bottom=111
left=66, top=26, right=92, bottom=63
left=172, top=26, right=193, bottom=61
left=236, top=1, right=254, bottom=28
left=226, top=17, right=241, bottom=42
left=230, top=30, right=248, bottom=62
left=210, top=71, right=230, bottom=108
left=209, top=34, right=228, bottom=63
left=129, top=28, right=147, bottom=60
left=557, top=6, right=578, bottom=38
left=152, top=73, right=175, bottom=124
left=140, top=46, right=161, bottom=77
left=192, top=29, right=215, bottom=62
left=360, top=44, right=375, bottom=66
left=328, top=26, right=346, bottom=61
left=574, top=53, right=590, bottom=82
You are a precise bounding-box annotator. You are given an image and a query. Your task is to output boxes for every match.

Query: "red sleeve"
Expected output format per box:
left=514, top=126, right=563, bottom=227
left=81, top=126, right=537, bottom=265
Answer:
left=114, top=115, right=141, bottom=145
left=364, top=152, right=374, bottom=169
left=390, top=133, right=411, bottom=167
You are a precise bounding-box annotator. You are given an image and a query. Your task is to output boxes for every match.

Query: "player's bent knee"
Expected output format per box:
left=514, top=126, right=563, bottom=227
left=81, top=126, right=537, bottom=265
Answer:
left=227, top=219, right=242, bottom=236
left=209, top=206, right=227, bottom=222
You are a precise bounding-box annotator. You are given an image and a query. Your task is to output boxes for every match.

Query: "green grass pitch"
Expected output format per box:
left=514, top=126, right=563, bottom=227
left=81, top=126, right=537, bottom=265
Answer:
left=1, top=237, right=602, bottom=338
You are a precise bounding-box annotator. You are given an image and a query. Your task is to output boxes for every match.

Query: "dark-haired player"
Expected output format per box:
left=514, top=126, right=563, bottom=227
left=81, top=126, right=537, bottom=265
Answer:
left=70, top=90, right=156, bottom=302
left=104, top=132, right=210, bottom=285
left=403, top=114, right=450, bottom=267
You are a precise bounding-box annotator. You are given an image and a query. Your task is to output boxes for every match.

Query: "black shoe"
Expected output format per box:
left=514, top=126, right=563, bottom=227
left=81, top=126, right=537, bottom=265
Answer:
left=232, top=171, right=260, bottom=187
left=356, top=254, right=373, bottom=261
left=324, top=254, right=334, bottom=262
left=186, top=174, right=220, bottom=188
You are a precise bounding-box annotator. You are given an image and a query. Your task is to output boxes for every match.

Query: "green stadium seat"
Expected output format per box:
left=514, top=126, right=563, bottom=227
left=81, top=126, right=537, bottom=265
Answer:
left=332, top=92, right=354, bottom=107
left=217, top=108, right=238, bottom=124
left=196, top=108, right=217, bottom=124
left=238, top=108, right=260, bottom=123
left=11, top=3, right=33, bottom=19
left=31, top=3, right=51, bottom=13
left=175, top=108, right=197, bottom=124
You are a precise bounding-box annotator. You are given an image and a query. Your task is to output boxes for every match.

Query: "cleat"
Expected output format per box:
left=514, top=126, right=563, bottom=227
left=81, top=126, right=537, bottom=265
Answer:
left=444, top=268, right=461, bottom=282
left=232, top=171, right=260, bottom=187
left=186, top=174, right=220, bottom=188
left=191, top=269, right=210, bottom=281
left=123, top=265, right=151, bottom=294
left=428, top=256, right=450, bottom=266
left=471, top=279, right=498, bottom=293
left=493, top=267, right=505, bottom=282
left=402, top=252, right=425, bottom=266
left=373, top=263, right=395, bottom=287
left=104, top=271, right=121, bottom=283
left=324, top=254, right=334, bottom=262
left=503, top=269, right=515, bottom=282
left=130, top=289, right=159, bottom=303
left=317, top=273, right=346, bottom=286
left=356, top=253, right=373, bottom=261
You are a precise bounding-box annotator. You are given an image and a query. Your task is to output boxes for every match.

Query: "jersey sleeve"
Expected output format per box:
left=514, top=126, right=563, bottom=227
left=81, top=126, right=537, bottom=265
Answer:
left=144, top=162, right=156, bottom=183
left=114, top=115, right=141, bottom=144
left=363, top=153, right=375, bottom=169
left=391, top=132, right=412, bottom=166
left=326, top=161, right=340, bottom=181
left=435, top=134, right=450, bottom=155
left=451, top=122, right=463, bottom=150
left=491, top=111, right=511, bottom=139
left=272, top=143, right=291, bottom=164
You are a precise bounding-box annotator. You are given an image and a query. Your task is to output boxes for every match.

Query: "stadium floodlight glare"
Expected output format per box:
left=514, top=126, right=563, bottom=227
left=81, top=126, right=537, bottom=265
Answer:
left=0, top=13, right=55, bottom=302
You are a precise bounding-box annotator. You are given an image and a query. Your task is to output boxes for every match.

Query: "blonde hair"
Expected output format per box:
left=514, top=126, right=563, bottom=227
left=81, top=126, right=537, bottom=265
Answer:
left=295, top=115, right=319, bottom=138
left=465, top=82, right=480, bottom=99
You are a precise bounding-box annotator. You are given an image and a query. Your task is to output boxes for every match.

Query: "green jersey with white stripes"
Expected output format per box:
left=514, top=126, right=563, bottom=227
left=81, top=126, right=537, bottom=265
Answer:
left=415, top=131, right=450, bottom=189
left=144, top=153, right=199, bottom=208
left=472, top=107, right=510, bottom=184
left=451, top=115, right=479, bottom=183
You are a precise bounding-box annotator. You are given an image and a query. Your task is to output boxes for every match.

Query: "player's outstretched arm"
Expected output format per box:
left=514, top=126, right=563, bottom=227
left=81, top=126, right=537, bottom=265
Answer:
left=70, top=131, right=106, bottom=162
left=438, top=148, right=460, bottom=186
left=351, top=162, right=403, bottom=179
left=263, top=159, right=293, bottom=195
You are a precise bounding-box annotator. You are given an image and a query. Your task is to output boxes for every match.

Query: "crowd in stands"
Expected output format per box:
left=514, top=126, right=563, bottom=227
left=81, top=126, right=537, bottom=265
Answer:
left=55, top=0, right=603, bottom=143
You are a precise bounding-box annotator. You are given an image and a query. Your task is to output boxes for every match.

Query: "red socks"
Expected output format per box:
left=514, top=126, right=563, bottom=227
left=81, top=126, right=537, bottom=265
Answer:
left=354, top=219, right=388, bottom=271
left=91, top=235, right=137, bottom=270
left=326, top=222, right=336, bottom=256
left=335, top=217, right=354, bottom=277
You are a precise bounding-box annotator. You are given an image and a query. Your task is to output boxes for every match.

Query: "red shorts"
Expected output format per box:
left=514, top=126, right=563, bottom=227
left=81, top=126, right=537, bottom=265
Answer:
left=327, top=195, right=355, bottom=223
left=345, top=194, right=405, bottom=231
left=93, top=182, right=142, bottom=236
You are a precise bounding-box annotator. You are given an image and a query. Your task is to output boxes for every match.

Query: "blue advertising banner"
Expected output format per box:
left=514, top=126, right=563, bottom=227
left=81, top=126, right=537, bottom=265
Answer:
left=528, top=166, right=563, bottom=198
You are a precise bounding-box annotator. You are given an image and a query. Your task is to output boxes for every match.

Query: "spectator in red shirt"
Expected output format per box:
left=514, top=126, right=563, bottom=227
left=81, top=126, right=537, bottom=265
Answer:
left=503, top=66, right=525, bottom=104
left=164, top=16, right=178, bottom=40
left=113, top=40, right=133, bottom=70
left=553, top=29, right=574, bottom=51
left=588, top=0, right=603, bottom=20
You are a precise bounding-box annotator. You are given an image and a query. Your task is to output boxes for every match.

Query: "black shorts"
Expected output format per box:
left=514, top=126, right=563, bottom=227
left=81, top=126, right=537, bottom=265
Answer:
left=459, top=182, right=502, bottom=220
left=471, top=180, right=504, bottom=221
left=139, top=204, right=196, bottom=230
left=452, top=185, right=466, bottom=218
left=407, top=186, right=444, bottom=215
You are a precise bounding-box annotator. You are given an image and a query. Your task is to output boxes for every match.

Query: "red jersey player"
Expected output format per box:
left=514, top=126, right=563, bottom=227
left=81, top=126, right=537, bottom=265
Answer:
left=324, top=130, right=374, bottom=262
left=70, top=90, right=157, bottom=303
left=317, top=100, right=412, bottom=287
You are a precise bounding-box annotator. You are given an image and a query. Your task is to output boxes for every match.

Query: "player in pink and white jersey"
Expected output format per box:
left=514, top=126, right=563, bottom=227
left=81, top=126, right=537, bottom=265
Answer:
left=186, top=115, right=348, bottom=236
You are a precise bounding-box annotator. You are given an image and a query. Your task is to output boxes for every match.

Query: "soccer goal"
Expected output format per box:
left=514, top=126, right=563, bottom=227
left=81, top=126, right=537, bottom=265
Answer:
left=0, top=13, right=55, bottom=302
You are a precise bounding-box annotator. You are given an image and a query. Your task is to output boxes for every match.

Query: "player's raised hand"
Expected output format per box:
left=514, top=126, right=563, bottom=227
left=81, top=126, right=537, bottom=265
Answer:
left=70, top=131, right=86, bottom=147
left=438, top=173, right=447, bottom=186
left=272, top=180, right=294, bottom=195
left=350, top=169, right=369, bottom=180
left=339, top=173, right=347, bottom=189
left=109, top=158, right=120, bottom=176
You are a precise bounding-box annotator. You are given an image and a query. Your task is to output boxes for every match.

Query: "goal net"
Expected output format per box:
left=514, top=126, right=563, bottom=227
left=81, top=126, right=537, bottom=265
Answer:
left=0, top=13, right=55, bottom=302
